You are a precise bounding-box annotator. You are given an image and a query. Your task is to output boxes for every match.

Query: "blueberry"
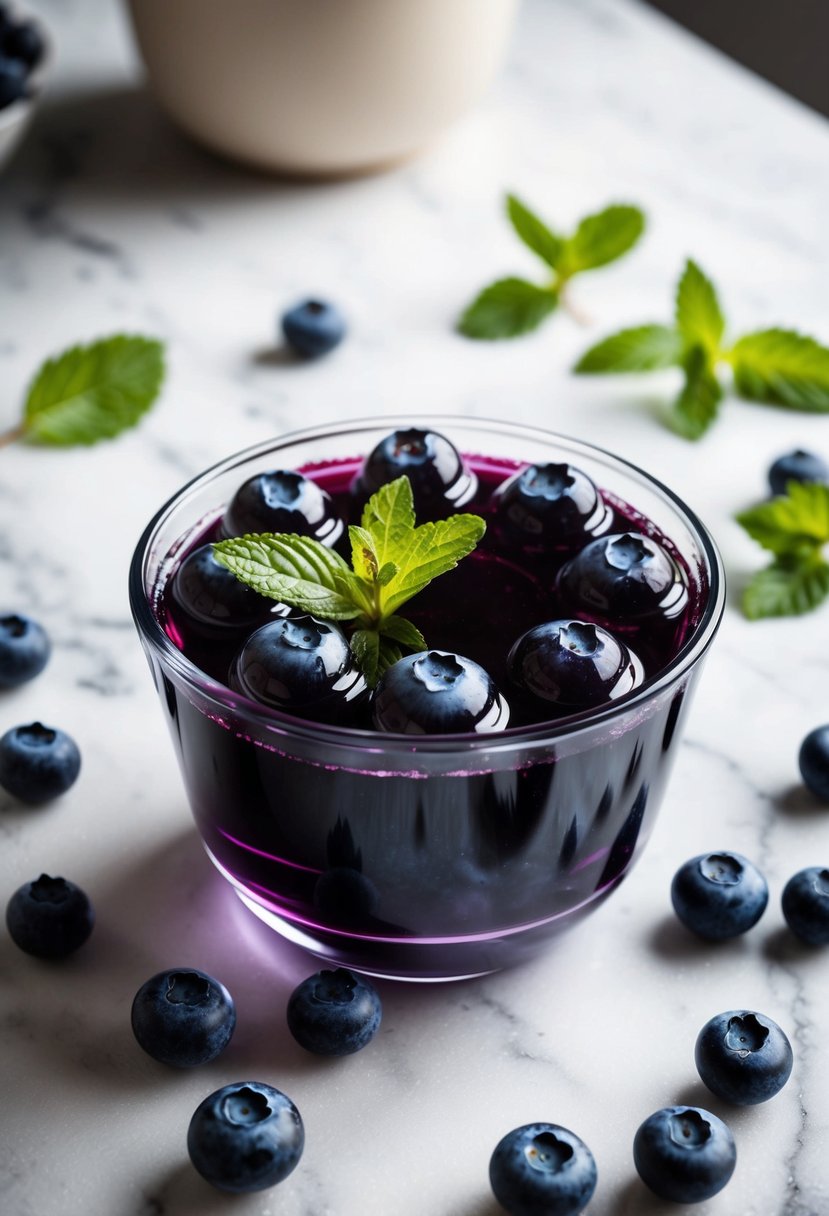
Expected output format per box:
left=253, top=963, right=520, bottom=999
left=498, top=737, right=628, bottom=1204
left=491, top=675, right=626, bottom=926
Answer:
left=489, top=1122, right=597, bottom=1216
left=633, top=1106, right=735, bottom=1203
left=6, top=873, right=94, bottom=958
left=220, top=468, right=344, bottom=545
left=557, top=532, right=688, bottom=621
left=0, top=53, right=26, bottom=108
left=281, top=298, right=346, bottom=359
left=508, top=619, right=643, bottom=712
left=670, top=851, right=769, bottom=940
left=187, top=1081, right=304, bottom=1193
left=171, top=544, right=271, bottom=636
left=231, top=615, right=367, bottom=721
left=768, top=449, right=829, bottom=497
left=492, top=462, right=612, bottom=551
left=354, top=428, right=478, bottom=520
left=131, top=968, right=236, bottom=1068
left=287, top=967, right=381, bottom=1056
left=0, top=612, right=51, bottom=687
left=3, top=19, right=44, bottom=68
left=781, top=866, right=829, bottom=945
left=798, top=724, right=829, bottom=802
left=695, top=1009, right=793, bottom=1105
left=372, top=650, right=510, bottom=735
left=0, top=722, right=81, bottom=803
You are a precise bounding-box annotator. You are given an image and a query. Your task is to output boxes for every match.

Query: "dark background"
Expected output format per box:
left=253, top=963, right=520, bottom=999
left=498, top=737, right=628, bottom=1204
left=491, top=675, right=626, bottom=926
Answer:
left=644, top=0, right=829, bottom=117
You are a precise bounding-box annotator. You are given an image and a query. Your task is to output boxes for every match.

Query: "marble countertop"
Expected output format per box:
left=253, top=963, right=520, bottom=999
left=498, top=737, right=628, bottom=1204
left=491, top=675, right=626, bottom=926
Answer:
left=2, top=1, right=829, bottom=1213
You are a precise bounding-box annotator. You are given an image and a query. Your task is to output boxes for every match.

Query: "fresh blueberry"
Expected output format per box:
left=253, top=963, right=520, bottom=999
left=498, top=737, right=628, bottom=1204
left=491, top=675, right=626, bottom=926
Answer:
left=0, top=722, right=81, bottom=803
left=3, top=19, right=44, bottom=68
left=695, top=1009, right=793, bottom=1105
left=187, top=1081, right=304, bottom=1193
left=489, top=1122, right=597, bottom=1216
left=372, top=650, right=510, bottom=735
left=0, top=53, right=26, bottom=108
left=6, top=873, right=94, bottom=958
left=281, top=298, right=346, bottom=359
left=492, top=462, right=612, bottom=552
left=768, top=449, right=829, bottom=497
left=231, top=615, right=367, bottom=721
left=220, top=468, right=344, bottom=545
left=0, top=612, right=51, bottom=687
left=557, top=532, right=688, bottom=621
left=287, top=967, right=382, bottom=1056
left=798, top=724, right=829, bottom=802
left=508, top=619, right=643, bottom=712
left=634, top=1106, right=735, bottom=1203
left=781, top=867, right=829, bottom=945
left=131, top=968, right=236, bottom=1068
left=670, top=851, right=768, bottom=940
left=171, top=544, right=271, bottom=636
left=353, top=427, right=478, bottom=520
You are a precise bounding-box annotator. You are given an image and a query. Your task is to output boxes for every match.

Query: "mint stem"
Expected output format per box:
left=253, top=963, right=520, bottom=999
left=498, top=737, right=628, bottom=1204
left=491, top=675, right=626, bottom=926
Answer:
left=558, top=285, right=592, bottom=327
left=0, top=423, right=25, bottom=449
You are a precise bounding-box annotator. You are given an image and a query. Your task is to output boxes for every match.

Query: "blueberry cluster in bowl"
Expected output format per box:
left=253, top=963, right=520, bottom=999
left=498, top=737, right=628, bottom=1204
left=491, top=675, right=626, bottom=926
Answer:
left=0, top=5, right=43, bottom=111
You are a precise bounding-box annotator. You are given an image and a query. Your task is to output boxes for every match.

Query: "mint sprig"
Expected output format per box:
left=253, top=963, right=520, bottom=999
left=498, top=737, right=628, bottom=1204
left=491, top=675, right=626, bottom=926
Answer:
left=0, top=335, right=166, bottom=449
left=736, top=481, right=829, bottom=619
left=213, top=476, right=484, bottom=686
left=575, top=259, right=829, bottom=438
left=458, top=196, right=645, bottom=340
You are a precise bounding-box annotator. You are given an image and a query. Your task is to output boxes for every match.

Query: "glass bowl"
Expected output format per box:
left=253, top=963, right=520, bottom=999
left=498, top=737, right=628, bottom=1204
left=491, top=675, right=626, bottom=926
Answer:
left=129, top=418, right=725, bottom=981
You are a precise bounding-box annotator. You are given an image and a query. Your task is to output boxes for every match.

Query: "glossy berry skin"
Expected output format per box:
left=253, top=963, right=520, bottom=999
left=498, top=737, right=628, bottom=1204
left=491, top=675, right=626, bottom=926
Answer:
left=508, top=619, right=643, bottom=712
left=373, top=650, right=509, bottom=735
left=287, top=967, right=382, bottom=1056
left=281, top=298, right=346, bottom=359
left=4, top=20, right=44, bottom=68
left=6, top=873, right=94, bottom=958
left=492, top=462, right=612, bottom=552
left=171, top=544, right=270, bottom=636
left=781, top=867, right=829, bottom=945
left=0, top=54, right=26, bottom=107
left=0, top=722, right=81, bottom=803
left=187, top=1081, right=304, bottom=1193
left=0, top=612, right=51, bottom=687
left=232, top=615, right=366, bottom=721
left=489, top=1122, right=597, bottom=1216
left=220, top=468, right=343, bottom=546
left=768, top=449, right=829, bottom=497
left=798, top=725, right=829, bottom=802
left=131, top=968, right=236, bottom=1068
left=670, top=851, right=768, bottom=940
left=558, top=532, right=687, bottom=621
left=354, top=427, right=477, bottom=520
left=695, top=1010, right=793, bottom=1105
left=633, top=1106, right=736, bottom=1203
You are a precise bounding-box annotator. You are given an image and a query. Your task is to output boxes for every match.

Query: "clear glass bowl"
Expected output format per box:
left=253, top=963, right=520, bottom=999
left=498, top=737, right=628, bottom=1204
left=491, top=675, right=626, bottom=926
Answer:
left=129, top=418, right=725, bottom=981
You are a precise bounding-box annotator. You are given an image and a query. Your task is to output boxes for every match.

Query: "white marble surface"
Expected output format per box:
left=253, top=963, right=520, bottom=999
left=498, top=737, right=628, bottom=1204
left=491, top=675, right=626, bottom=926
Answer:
left=2, top=1, right=829, bottom=1213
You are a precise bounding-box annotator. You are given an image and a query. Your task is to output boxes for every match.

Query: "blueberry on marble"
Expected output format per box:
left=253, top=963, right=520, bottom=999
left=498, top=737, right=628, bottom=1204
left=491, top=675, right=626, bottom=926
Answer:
left=508, top=619, right=644, bottom=712
left=798, top=724, right=829, bottom=802
left=557, top=532, right=687, bottom=621
left=281, top=298, right=346, bottom=359
left=171, top=543, right=271, bottom=635
left=768, top=449, right=829, bottom=497
left=354, top=427, right=477, bottom=519
left=633, top=1106, right=735, bottom=1203
left=372, top=650, right=510, bottom=735
left=695, top=1009, right=793, bottom=1105
left=187, top=1081, right=304, bottom=1193
left=0, top=612, right=51, bottom=687
left=493, top=462, right=612, bottom=550
left=0, top=54, right=26, bottom=107
left=287, top=967, right=381, bottom=1056
left=489, top=1122, right=597, bottom=1216
left=6, top=873, right=94, bottom=958
left=231, top=615, right=367, bottom=721
left=0, top=722, right=81, bottom=803
left=670, top=851, right=768, bottom=940
left=131, top=968, right=236, bottom=1068
left=781, top=866, right=829, bottom=945
left=3, top=19, right=44, bottom=68
left=220, top=468, right=343, bottom=546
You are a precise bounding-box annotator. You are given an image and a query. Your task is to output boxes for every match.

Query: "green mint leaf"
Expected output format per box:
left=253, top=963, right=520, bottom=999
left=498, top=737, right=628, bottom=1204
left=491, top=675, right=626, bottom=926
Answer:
left=574, top=325, right=684, bottom=373
left=380, top=514, right=486, bottom=618
left=377, top=636, right=403, bottom=680
left=730, top=329, right=829, bottom=412
left=671, top=345, right=723, bottom=440
left=361, top=476, right=416, bottom=566
left=213, top=534, right=361, bottom=619
left=23, top=335, right=165, bottom=446
left=350, top=629, right=380, bottom=687
left=457, top=277, right=557, bottom=340
left=379, top=615, right=427, bottom=651
left=505, top=194, right=563, bottom=270
left=558, top=205, right=645, bottom=276
left=736, top=481, right=829, bottom=557
left=743, top=555, right=829, bottom=619
left=377, top=562, right=398, bottom=586
left=675, top=260, right=725, bottom=355
left=349, top=525, right=380, bottom=583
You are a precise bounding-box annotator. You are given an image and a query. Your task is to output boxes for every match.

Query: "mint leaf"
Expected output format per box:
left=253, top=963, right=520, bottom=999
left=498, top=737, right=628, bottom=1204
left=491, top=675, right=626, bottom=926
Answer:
left=349, top=525, right=380, bottom=583
left=743, top=556, right=829, bottom=619
left=506, top=194, right=563, bottom=270
left=22, top=335, right=165, bottom=446
left=361, top=476, right=416, bottom=567
left=559, top=205, right=645, bottom=276
left=377, top=637, right=403, bottom=680
left=458, top=278, right=557, bottom=340
left=675, top=260, right=725, bottom=355
left=380, top=514, right=486, bottom=618
left=213, top=534, right=361, bottom=619
left=574, top=325, right=683, bottom=373
left=350, top=629, right=381, bottom=687
left=736, top=481, right=829, bottom=557
left=671, top=345, right=723, bottom=439
left=730, top=329, right=829, bottom=412
left=379, top=615, right=427, bottom=650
